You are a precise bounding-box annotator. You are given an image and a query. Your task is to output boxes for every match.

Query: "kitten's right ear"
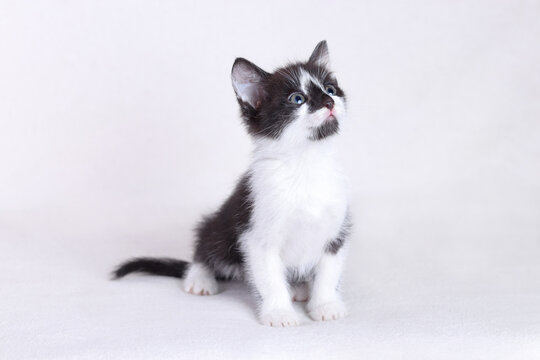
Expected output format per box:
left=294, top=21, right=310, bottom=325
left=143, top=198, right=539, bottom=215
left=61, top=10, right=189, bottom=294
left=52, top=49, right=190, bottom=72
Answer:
left=231, top=58, right=269, bottom=109
left=308, top=40, right=330, bottom=67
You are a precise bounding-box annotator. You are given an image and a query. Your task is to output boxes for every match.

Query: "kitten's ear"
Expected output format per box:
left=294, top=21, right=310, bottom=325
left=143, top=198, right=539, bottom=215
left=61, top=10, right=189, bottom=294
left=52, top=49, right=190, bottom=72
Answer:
left=231, top=58, right=270, bottom=109
left=308, top=40, right=330, bottom=67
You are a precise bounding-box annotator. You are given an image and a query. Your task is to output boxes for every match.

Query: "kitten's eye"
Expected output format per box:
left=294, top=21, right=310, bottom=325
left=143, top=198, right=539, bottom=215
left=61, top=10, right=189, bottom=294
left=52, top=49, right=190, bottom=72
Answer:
left=288, top=92, right=306, bottom=105
left=325, top=85, right=337, bottom=96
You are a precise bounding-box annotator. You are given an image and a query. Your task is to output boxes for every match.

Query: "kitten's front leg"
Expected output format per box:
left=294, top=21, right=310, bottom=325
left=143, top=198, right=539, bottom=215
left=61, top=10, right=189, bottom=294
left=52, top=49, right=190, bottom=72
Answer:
left=307, top=248, right=347, bottom=321
left=244, top=238, right=299, bottom=327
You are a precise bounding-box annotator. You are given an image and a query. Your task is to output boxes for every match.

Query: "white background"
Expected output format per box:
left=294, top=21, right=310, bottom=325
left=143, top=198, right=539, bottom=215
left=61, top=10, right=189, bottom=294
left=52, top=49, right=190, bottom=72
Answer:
left=1, top=1, right=540, bottom=359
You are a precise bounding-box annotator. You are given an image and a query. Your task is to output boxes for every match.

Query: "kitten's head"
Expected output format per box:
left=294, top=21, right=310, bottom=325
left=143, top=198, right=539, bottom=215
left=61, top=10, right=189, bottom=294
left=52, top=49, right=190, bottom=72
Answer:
left=231, top=41, right=346, bottom=143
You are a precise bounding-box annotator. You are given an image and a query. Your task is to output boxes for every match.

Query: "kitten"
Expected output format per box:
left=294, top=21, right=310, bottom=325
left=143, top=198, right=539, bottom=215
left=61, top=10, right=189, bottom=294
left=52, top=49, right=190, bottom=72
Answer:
left=113, top=41, right=350, bottom=327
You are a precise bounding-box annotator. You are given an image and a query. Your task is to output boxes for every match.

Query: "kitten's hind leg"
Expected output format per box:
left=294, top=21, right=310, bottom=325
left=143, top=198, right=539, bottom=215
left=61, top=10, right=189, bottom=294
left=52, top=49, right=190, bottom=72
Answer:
left=183, top=263, right=218, bottom=296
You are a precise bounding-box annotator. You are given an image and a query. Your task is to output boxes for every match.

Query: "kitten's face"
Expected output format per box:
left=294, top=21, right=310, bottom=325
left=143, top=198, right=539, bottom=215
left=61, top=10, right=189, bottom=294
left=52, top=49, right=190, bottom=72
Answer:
left=232, top=41, right=346, bottom=143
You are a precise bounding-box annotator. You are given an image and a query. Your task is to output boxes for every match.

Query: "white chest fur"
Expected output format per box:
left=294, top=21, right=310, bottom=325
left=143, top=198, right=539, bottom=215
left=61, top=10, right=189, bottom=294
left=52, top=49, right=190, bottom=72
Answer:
left=246, top=138, right=349, bottom=273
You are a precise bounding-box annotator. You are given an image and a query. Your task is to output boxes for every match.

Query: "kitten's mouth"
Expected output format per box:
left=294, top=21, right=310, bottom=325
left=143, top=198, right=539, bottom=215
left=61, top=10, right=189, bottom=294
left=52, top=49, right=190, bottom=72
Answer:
left=325, top=109, right=336, bottom=122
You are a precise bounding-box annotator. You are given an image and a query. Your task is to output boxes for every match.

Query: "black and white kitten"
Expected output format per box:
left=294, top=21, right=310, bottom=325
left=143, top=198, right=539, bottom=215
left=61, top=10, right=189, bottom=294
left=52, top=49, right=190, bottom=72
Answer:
left=113, top=41, right=350, bottom=327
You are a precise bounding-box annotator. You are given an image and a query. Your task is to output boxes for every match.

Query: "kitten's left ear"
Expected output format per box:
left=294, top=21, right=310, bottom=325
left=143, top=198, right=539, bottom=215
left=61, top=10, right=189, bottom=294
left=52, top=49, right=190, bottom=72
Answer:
left=231, top=58, right=270, bottom=109
left=308, top=40, right=330, bottom=67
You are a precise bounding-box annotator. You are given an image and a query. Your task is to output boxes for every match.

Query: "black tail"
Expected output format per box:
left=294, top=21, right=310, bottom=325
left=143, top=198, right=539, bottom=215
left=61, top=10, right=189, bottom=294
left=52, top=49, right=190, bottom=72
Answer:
left=112, top=257, right=189, bottom=279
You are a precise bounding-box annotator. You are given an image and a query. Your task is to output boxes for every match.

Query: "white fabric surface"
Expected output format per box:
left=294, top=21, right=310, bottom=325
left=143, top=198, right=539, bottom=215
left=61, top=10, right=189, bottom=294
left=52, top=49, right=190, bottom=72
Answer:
left=1, top=1, right=540, bottom=359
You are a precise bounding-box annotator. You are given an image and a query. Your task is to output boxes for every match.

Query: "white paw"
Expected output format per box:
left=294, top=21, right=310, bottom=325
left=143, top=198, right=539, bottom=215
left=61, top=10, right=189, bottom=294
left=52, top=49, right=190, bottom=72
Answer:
left=183, top=277, right=218, bottom=296
left=291, top=283, right=309, bottom=302
left=183, top=264, right=218, bottom=296
left=259, top=309, right=300, bottom=327
left=307, top=300, right=347, bottom=321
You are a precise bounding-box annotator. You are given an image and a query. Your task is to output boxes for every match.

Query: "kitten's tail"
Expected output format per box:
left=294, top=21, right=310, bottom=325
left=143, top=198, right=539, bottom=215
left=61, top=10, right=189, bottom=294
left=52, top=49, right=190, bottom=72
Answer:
left=112, top=257, right=189, bottom=279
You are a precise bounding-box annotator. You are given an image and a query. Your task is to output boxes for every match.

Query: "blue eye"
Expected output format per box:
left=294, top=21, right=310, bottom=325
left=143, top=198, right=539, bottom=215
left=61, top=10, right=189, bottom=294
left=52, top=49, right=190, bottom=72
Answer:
left=325, top=85, right=337, bottom=96
left=288, top=92, right=305, bottom=105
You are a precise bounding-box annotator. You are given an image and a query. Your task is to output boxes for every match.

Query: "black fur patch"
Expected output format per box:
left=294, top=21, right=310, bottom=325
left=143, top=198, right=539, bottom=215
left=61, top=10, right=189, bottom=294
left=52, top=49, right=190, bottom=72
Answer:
left=326, top=215, right=352, bottom=254
left=310, top=118, right=340, bottom=141
left=112, top=257, right=188, bottom=279
left=306, top=81, right=334, bottom=113
left=193, top=173, right=252, bottom=276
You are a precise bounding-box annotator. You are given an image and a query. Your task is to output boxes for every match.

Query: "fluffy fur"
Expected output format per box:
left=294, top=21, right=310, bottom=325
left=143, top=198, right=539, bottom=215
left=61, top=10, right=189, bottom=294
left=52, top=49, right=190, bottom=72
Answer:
left=113, top=41, right=351, bottom=327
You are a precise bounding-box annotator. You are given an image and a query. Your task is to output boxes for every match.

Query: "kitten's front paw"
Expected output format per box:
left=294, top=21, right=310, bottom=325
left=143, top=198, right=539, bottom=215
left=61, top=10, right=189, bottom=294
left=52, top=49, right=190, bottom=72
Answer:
left=259, top=309, right=300, bottom=327
left=307, top=300, right=347, bottom=321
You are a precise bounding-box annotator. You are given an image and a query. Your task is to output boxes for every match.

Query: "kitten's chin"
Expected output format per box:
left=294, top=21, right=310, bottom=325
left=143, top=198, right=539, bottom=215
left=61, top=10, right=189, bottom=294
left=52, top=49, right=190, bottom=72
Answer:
left=309, top=118, right=339, bottom=141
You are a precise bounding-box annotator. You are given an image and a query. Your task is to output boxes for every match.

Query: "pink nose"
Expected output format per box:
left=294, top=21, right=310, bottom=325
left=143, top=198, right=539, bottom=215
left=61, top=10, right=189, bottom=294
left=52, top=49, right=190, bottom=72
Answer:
left=324, top=100, right=334, bottom=110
